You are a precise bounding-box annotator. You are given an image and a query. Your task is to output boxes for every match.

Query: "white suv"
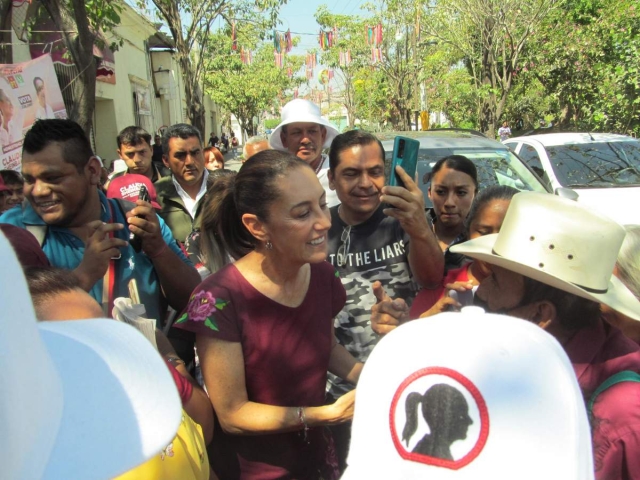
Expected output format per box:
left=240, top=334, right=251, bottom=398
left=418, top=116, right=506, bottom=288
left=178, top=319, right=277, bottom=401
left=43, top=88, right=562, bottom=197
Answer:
left=504, top=133, right=640, bottom=225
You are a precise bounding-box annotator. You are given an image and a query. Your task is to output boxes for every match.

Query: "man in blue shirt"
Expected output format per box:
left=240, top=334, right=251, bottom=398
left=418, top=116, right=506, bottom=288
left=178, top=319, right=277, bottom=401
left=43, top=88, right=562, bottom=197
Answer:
left=0, top=119, right=200, bottom=324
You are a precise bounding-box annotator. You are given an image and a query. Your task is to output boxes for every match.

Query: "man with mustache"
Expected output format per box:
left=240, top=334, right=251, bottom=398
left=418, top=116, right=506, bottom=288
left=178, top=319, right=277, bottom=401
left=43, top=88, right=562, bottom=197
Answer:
left=155, top=123, right=209, bottom=246
left=270, top=99, right=341, bottom=207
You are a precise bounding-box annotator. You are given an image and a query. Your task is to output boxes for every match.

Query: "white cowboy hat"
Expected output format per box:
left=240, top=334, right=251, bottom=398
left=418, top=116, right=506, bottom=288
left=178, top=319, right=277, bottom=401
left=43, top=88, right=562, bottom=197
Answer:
left=269, top=99, right=339, bottom=151
left=450, top=191, right=640, bottom=321
left=343, top=310, right=594, bottom=479
left=0, top=231, right=182, bottom=479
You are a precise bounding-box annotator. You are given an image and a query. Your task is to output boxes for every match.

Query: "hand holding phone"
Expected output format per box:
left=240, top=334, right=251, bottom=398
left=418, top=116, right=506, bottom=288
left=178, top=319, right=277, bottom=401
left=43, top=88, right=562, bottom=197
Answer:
left=389, top=136, right=420, bottom=188
left=129, top=185, right=150, bottom=253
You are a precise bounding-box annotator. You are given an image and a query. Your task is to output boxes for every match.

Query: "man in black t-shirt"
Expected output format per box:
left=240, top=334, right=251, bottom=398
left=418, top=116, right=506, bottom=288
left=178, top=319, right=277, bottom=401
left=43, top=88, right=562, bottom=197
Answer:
left=325, top=130, right=444, bottom=469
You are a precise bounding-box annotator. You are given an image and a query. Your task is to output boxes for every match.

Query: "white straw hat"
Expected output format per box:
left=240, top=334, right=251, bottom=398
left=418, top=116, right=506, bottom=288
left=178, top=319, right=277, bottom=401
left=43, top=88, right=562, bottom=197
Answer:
left=0, top=231, right=182, bottom=480
left=450, top=191, right=640, bottom=321
left=269, top=99, right=339, bottom=151
left=343, top=309, right=594, bottom=479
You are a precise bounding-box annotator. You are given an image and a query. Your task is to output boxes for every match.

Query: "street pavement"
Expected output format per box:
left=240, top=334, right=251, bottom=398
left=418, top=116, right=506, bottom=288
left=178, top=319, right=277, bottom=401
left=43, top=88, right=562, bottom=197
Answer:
left=222, top=148, right=243, bottom=172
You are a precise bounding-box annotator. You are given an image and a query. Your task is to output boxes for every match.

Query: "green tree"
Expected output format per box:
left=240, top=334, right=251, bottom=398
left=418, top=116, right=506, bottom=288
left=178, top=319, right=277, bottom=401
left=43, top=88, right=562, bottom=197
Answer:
left=371, top=0, right=425, bottom=130
left=353, top=68, right=391, bottom=130
left=204, top=30, right=302, bottom=138
left=144, top=0, right=285, bottom=137
left=315, top=5, right=370, bottom=129
left=422, top=0, right=560, bottom=137
left=34, top=0, right=123, bottom=134
left=526, top=0, right=640, bottom=134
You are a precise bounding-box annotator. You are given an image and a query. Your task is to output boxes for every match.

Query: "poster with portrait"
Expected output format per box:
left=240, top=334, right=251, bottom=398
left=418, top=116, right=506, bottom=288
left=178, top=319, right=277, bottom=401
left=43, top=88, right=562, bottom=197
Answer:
left=134, top=83, right=151, bottom=116
left=0, top=54, right=67, bottom=171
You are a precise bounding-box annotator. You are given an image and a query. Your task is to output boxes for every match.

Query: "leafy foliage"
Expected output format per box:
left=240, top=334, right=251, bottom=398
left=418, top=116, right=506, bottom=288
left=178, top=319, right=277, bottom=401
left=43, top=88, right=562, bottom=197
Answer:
left=141, top=0, right=286, bottom=136
left=525, top=0, right=640, bottom=134
left=420, top=0, right=561, bottom=136
left=204, top=29, right=303, bottom=137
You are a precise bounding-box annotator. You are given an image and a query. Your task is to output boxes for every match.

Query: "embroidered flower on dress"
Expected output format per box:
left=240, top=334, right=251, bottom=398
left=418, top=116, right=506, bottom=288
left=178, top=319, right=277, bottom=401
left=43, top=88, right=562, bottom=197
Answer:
left=176, top=289, right=228, bottom=331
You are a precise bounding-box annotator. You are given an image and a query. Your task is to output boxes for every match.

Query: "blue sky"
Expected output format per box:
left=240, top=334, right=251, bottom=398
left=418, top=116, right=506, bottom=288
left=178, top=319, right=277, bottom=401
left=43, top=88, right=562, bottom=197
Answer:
left=277, top=0, right=370, bottom=54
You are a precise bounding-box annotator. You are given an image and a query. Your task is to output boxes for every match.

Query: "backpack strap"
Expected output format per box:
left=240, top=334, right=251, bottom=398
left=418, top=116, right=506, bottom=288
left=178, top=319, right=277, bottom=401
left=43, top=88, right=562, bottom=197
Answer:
left=22, top=199, right=136, bottom=248
left=114, top=198, right=137, bottom=217
left=588, top=370, right=640, bottom=414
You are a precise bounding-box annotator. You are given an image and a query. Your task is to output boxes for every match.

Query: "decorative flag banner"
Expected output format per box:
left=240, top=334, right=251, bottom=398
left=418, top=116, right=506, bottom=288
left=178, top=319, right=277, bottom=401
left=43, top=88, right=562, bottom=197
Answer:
left=287, top=67, right=293, bottom=78
left=328, top=70, right=334, bottom=80
left=274, top=52, right=284, bottom=68
left=232, top=22, right=237, bottom=50
left=240, top=47, right=252, bottom=65
left=294, top=87, right=299, bottom=99
left=371, top=46, right=383, bottom=64
left=319, top=69, right=330, bottom=85
left=273, top=30, right=287, bottom=54
left=366, top=24, right=383, bottom=47
left=339, top=50, right=352, bottom=67
left=319, top=29, right=336, bottom=50
left=285, top=30, right=293, bottom=53
left=0, top=54, right=67, bottom=171
left=305, top=52, right=317, bottom=70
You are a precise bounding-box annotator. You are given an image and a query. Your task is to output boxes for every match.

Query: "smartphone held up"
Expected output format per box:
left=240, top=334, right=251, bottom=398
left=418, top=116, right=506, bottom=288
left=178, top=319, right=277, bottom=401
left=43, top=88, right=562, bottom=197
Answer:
left=129, top=185, right=150, bottom=253
left=388, top=136, right=420, bottom=188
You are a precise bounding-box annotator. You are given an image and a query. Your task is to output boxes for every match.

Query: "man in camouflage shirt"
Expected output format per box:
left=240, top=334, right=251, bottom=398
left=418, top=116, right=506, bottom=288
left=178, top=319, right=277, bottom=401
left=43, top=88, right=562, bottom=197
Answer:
left=325, top=130, right=444, bottom=468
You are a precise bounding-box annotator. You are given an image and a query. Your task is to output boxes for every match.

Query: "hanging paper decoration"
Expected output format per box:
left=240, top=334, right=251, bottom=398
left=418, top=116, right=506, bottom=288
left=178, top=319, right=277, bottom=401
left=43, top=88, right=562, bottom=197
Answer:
left=339, top=50, right=352, bottom=67
left=285, top=30, right=293, bottom=53
left=274, top=52, right=285, bottom=68
left=328, top=70, right=334, bottom=81
left=287, top=67, right=293, bottom=78
left=232, top=22, right=237, bottom=50
left=241, top=47, right=252, bottom=65
left=294, top=88, right=299, bottom=99
left=319, top=69, right=330, bottom=85
left=319, top=29, right=336, bottom=50
left=273, top=30, right=289, bottom=54
left=371, top=47, right=383, bottom=64
left=366, top=24, right=383, bottom=47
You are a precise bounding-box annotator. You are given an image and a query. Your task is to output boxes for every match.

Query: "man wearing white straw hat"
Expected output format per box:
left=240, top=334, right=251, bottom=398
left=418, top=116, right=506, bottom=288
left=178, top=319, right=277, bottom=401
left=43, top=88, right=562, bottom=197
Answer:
left=270, top=98, right=340, bottom=207
left=449, top=191, right=640, bottom=480
left=0, top=230, right=182, bottom=480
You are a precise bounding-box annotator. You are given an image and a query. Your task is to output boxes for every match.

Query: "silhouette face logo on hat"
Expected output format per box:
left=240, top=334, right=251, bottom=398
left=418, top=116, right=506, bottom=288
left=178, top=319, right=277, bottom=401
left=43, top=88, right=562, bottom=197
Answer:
left=390, top=367, right=489, bottom=470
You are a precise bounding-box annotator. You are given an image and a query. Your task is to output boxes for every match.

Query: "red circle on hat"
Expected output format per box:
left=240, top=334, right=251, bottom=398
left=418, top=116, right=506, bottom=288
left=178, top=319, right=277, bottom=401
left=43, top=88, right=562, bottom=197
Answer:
left=389, top=366, right=489, bottom=470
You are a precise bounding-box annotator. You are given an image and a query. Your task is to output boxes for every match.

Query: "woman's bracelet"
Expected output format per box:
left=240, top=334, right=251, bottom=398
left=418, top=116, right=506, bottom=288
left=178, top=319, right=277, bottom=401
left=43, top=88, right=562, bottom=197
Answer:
left=297, top=406, right=309, bottom=444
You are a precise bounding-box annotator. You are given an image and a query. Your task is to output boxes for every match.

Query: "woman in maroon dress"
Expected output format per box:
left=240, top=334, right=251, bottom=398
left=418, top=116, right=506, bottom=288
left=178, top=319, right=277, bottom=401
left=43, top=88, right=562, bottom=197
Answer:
left=176, top=150, right=362, bottom=479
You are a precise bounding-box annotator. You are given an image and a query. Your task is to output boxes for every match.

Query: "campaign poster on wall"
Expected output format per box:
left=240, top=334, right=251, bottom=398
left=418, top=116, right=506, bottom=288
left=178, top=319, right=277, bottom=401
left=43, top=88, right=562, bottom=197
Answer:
left=0, top=54, right=67, bottom=171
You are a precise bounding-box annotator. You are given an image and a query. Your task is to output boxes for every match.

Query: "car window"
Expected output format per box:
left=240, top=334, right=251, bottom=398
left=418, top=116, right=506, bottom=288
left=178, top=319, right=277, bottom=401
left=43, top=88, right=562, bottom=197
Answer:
left=518, top=144, right=543, bottom=174
left=516, top=144, right=552, bottom=189
left=545, top=141, right=640, bottom=188
left=407, top=148, right=547, bottom=207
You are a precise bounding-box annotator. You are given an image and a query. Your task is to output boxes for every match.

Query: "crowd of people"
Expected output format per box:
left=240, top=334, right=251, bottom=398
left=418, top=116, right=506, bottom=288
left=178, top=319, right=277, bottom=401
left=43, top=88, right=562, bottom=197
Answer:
left=1, top=97, right=640, bottom=480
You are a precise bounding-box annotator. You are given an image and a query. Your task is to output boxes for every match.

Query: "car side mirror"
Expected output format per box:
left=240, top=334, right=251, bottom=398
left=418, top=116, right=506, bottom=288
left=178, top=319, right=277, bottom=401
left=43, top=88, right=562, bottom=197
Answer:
left=555, top=187, right=579, bottom=202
